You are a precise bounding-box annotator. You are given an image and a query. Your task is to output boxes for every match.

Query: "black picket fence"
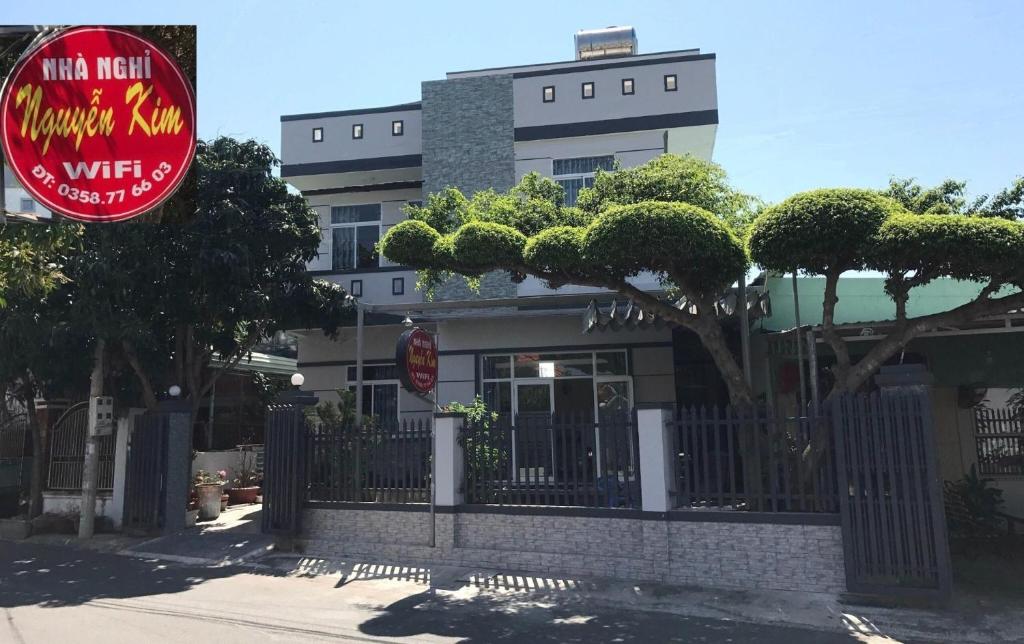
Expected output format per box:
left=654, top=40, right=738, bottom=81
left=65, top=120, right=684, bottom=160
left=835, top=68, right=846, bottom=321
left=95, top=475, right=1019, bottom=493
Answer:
left=306, top=419, right=432, bottom=504
left=460, top=412, right=641, bottom=508
left=671, top=405, right=839, bottom=513
left=974, top=406, right=1024, bottom=476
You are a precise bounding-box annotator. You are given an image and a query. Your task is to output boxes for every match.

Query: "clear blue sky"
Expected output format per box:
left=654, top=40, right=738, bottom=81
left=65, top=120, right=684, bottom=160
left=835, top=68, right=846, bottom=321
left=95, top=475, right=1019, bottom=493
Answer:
left=8, top=0, right=1022, bottom=203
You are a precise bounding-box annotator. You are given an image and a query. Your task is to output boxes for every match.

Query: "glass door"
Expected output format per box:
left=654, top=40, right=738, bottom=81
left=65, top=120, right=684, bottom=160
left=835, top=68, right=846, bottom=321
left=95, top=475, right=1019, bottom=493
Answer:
left=513, top=380, right=554, bottom=483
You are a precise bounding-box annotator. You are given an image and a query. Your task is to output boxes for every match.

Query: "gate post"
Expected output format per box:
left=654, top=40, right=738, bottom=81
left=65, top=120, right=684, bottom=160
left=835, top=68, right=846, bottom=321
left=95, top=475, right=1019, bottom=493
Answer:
left=637, top=405, right=675, bottom=513
left=434, top=413, right=465, bottom=506
left=161, top=401, right=192, bottom=534
left=108, top=408, right=143, bottom=529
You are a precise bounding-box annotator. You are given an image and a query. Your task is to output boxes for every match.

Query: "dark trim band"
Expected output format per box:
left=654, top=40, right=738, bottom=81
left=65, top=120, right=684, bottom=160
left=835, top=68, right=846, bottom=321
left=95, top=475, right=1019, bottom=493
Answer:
left=281, top=102, right=422, bottom=122
left=307, top=265, right=414, bottom=276
left=446, top=49, right=707, bottom=77
left=303, top=502, right=840, bottom=525
left=438, top=340, right=673, bottom=356
left=511, top=52, right=716, bottom=79
left=281, top=154, right=422, bottom=177
left=514, top=110, right=718, bottom=142
left=302, top=181, right=423, bottom=197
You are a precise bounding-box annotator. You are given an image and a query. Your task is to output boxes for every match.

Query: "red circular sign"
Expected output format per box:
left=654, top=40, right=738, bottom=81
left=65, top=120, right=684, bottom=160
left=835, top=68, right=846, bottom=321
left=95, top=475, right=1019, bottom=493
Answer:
left=396, top=328, right=438, bottom=394
left=0, top=26, right=196, bottom=222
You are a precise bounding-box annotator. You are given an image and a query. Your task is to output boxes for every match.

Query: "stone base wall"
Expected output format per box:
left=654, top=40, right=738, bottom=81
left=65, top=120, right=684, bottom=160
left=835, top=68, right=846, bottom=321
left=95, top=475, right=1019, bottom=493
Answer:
left=300, top=507, right=846, bottom=594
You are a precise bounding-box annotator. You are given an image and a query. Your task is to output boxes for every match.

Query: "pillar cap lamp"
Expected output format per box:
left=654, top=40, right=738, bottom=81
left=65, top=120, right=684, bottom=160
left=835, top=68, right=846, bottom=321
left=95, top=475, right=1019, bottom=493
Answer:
left=168, top=385, right=181, bottom=397
left=291, top=372, right=305, bottom=387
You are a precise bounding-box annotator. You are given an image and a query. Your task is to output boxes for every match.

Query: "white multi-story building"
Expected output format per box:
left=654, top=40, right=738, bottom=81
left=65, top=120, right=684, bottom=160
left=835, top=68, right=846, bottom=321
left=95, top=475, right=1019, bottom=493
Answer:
left=3, top=164, right=52, bottom=221
left=281, top=27, right=727, bottom=422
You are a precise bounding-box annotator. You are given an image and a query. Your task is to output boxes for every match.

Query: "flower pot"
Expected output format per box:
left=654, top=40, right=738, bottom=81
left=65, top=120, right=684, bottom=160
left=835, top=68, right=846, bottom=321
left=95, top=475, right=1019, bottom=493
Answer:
left=227, top=486, right=260, bottom=506
left=220, top=494, right=229, bottom=511
left=195, top=483, right=223, bottom=520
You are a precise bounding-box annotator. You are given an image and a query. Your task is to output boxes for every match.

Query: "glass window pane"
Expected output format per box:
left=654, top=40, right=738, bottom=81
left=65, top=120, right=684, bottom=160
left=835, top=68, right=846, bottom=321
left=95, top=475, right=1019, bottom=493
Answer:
left=556, top=177, right=584, bottom=207
left=331, top=204, right=381, bottom=224
left=596, top=351, right=627, bottom=375
left=516, top=383, right=552, bottom=414
left=372, top=383, right=398, bottom=424
left=482, top=355, right=511, bottom=379
left=515, top=352, right=592, bottom=378
left=483, top=381, right=512, bottom=414
left=597, top=380, right=631, bottom=414
left=356, top=225, right=379, bottom=268
left=332, top=227, right=354, bottom=270
left=552, top=156, right=614, bottom=176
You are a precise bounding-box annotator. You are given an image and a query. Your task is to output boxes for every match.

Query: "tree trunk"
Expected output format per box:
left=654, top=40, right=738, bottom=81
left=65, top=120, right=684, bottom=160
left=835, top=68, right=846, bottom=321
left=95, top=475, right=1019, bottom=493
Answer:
left=690, top=311, right=754, bottom=406
left=78, top=339, right=105, bottom=539
left=24, top=381, right=45, bottom=519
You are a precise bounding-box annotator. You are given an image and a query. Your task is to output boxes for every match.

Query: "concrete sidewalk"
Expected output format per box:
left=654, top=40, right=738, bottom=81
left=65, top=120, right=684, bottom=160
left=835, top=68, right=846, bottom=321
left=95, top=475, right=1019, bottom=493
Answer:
left=262, top=552, right=1023, bottom=644
left=122, top=505, right=275, bottom=566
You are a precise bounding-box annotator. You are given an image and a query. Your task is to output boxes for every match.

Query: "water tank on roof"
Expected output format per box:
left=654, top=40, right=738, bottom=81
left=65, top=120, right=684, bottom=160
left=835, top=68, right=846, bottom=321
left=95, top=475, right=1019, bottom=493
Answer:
left=575, top=26, right=638, bottom=60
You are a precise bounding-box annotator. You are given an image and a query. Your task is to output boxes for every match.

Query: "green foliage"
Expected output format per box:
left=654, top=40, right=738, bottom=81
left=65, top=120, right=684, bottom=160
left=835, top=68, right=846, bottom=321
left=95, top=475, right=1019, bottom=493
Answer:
left=0, top=221, right=81, bottom=307
left=748, top=188, right=897, bottom=274
left=576, top=154, right=760, bottom=233
left=585, top=201, right=748, bottom=293
left=885, top=176, right=1024, bottom=220
left=522, top=226, right=588, bottom=278
left=448, top=221, right=527, bottom=273
left=379, top=219, right=443, bottom=268
left=945, top=465, right=1006, bottom=538
left=449, top=396, right=505, bottom=480
left=872, top=213, right=1024, bottom=284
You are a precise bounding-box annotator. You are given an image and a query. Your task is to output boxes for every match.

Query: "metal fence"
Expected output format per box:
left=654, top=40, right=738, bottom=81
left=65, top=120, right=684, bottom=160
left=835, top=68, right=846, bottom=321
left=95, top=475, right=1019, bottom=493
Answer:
left=671, top=405, right=838, bottom=513
left=307, top=419, right=432, bottom=504
left=974, top=406, right=1024, bottom=476
left=47, top=402, right=115, bottom=491
left=461, top=412, right=641, bottom=508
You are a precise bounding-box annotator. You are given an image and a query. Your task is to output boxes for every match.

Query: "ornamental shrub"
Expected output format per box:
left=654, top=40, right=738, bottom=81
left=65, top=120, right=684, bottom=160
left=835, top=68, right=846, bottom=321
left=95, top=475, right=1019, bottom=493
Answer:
left=748, top=188, right=896, bottom=274
left=583, top=201, right=748, bottom=293
left=448, top=221, right=527, bottom=272
left=522, top=226, right=587, bottom=276
left=379, top=219, right=441, bottom=268
left=871, top=213, right=1024, bottom=283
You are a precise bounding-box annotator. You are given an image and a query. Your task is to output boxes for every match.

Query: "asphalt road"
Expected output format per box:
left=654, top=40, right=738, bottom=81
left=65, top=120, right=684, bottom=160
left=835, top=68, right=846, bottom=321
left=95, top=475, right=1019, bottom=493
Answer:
left=0, top=540, right=904, bottom=643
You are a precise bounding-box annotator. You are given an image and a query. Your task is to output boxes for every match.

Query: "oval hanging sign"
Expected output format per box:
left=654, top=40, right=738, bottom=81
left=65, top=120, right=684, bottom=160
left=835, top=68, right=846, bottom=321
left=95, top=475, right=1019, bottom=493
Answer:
left=0, top=26, right=196, bottom=222
left=395, top=328, right=438, bottom=395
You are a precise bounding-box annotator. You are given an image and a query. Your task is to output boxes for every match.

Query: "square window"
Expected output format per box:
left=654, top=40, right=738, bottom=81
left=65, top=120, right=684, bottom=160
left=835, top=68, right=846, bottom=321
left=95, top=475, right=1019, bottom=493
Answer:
left=664, top=74, right=678, bottom=92
left=352, top=123, right=363, bottom=139
left=19, top=198, right=35, bottom=212
left=392, top=277, right=404, bottom=296
left=542, top=85, right=555, bottom=103
left=581, top=81, right=595, bottom=99
left=621, top=78, right=634, bottom=95
left=350, top=279, right=362, bottom=297
left=312, top=127, right=324, bottom=142
left=392, top=120, right=403, bottom=136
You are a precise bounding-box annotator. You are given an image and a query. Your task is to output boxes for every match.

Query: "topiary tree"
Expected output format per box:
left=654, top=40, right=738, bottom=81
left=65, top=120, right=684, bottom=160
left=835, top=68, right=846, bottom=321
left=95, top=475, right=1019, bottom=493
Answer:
left=382, top=154, right=760, bottom=404
left=749, top=184, right=1024, bottom=398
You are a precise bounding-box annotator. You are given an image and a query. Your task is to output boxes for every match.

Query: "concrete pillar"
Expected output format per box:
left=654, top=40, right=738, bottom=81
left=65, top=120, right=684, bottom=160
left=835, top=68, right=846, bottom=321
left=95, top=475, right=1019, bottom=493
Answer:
left=433, top=413, right=465, bottom=506
left=637, top=405, right=675, bottom=513
left=108, top=408, right=144, bottom=529
left=161, top=401, right=192, bottom=534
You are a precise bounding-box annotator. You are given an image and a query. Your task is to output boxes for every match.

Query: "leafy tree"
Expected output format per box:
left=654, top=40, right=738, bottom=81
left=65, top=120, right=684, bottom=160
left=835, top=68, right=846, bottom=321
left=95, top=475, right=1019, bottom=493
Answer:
left=884, top=176, right=1024, bottom=219
left=61, top=137, right=354, bottom=431
left=382, top=154, right=761, bottom=403
left=748, top=185, right=1024, bottom=398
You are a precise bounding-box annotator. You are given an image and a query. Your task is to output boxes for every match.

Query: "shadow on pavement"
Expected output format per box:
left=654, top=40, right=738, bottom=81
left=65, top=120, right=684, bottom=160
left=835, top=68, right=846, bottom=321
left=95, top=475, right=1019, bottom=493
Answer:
left=0, top=540, right=279, bottom=609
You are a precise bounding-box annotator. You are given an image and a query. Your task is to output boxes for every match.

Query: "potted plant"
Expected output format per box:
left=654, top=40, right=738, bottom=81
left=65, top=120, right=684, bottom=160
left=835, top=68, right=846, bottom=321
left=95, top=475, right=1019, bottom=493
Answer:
left=227, top=450, right=262, bottom=506
left=193, top=469, right=226, bottom=520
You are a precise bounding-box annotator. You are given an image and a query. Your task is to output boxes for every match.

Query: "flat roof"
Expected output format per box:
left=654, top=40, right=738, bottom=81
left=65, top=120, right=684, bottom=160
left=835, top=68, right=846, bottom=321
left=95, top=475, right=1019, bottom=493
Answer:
left=445, top=48, right=706, bottom=78
left=280, top=101, right=421, bottom=123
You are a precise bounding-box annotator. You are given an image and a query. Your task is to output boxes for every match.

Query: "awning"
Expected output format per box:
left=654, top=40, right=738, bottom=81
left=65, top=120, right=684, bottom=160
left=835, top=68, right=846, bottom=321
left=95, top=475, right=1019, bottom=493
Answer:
left=583, top=287, right=771, bottom=333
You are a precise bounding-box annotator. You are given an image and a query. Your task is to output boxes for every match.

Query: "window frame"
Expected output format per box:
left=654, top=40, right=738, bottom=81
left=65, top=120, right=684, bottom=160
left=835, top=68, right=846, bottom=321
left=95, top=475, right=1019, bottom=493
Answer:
left=352, top=123, right=363, bottom=139
left=621, top=78, right=634, bottom=95
left=664, top=74, right=678, bottom=92
left=392, top=277, right=404, bottom=296
left=581, top=81, right=595, bottom=99
left=552, top=155, right=615, bottom=207
left=542, top=85, right=555, bottom=103
left=350, top=279, right=362, bottom=297
left=312, top=126, right=324, bottom=142
left=19, top=197, right=35, bottom=212
left=480, top=349, right=632, bottom=419
left=391, top=120, right=404, bottom=136
left=345, top=364, right=401, bottom=426
left=330, top=204, right=382, bottom=272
